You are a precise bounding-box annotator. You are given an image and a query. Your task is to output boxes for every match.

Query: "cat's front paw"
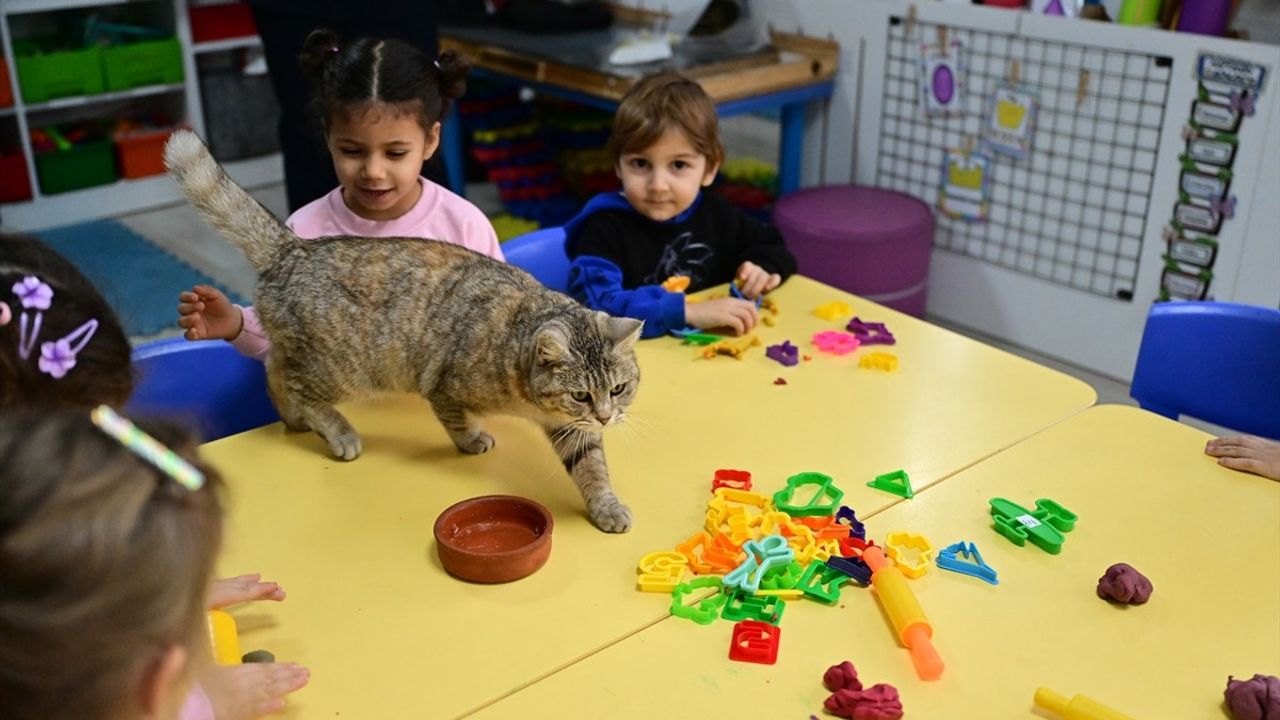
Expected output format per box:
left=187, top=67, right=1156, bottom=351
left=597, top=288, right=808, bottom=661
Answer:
left=589, top=500, right=633, bottom=533
left=325, top=429, right=363, bottom=461
left=455, top=430, right=495, bottom=455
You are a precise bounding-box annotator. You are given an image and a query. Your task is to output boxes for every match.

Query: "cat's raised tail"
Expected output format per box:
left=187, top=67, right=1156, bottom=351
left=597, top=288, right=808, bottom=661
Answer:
left=163, top=129, right=294, bottom=273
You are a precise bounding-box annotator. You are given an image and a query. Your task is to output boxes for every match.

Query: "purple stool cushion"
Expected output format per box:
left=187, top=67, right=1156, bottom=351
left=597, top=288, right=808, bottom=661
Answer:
left=774, top=186, right=934, bottom=317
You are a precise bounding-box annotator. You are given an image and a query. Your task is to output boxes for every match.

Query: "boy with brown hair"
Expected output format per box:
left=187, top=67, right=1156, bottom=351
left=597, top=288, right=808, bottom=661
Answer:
left=565, top=72, right=797, bottom=338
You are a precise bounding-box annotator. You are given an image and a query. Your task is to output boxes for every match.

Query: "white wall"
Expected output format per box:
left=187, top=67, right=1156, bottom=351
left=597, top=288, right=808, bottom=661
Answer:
left=757, top=0, right=1280, bottom=380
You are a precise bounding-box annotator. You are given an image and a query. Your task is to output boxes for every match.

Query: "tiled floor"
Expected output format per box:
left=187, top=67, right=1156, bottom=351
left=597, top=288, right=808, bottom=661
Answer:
left=123, top=180, right=1233, bottom=438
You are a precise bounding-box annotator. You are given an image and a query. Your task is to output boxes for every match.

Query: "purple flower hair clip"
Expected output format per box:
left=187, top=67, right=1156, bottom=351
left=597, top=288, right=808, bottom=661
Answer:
left=38, top=318, right=99, bottom=379
left=13, top=275, right=53, bottom=310
left=13, top=275, right=54, bottom=361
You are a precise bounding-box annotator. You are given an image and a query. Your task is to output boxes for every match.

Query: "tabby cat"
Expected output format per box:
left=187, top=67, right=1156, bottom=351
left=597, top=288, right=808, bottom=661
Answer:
left=164, top=130, right=641, bottom=532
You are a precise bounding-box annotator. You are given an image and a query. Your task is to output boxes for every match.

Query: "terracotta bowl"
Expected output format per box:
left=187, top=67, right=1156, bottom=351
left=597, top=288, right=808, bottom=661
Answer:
left=433, top=495, right=554, bottom=583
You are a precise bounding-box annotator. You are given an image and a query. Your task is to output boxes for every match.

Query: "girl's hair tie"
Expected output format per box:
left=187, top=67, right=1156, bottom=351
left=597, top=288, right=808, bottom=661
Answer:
left=329, top=46, right=340, bottom=54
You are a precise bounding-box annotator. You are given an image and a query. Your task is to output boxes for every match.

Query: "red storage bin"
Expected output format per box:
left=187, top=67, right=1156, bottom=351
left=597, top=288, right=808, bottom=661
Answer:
left=0, top=58, right=13, bottom=108
left=0, top=151, right=33, bottom=203
left=115, top=127, right=176, bottom=179
left=189, top=3, right=258, bottom=43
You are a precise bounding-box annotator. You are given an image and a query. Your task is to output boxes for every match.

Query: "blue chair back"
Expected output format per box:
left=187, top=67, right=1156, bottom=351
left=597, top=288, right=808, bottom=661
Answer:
left=1130, top=301, right=1280, bottom=438
left=126, top=337, right=279, bottom=442
left=503, top=226, right=570, bottom=292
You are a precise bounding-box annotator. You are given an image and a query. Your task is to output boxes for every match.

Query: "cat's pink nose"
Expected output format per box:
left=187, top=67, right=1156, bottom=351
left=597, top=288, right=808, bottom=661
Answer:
left=595, top=411, right=612, bottom=425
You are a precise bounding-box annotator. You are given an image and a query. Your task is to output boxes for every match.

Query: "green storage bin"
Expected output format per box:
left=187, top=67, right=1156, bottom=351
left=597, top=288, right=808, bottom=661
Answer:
left=35, top=139, right=117, bottom=195
left=14, top=43, right=105, bottom=103
left=103, top=37, right=183, bottom=91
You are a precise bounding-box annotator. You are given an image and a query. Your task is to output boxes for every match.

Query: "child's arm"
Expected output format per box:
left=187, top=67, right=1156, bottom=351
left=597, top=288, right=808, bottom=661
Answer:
left=733, top=210, right=798, bottom=297
left=229, top=308, right=271, bottom=361
left=176, top=285, right=271, bottom=360
left=568, top=256, right=685, bottom=338
left=178, top=285, right=243, bottom=341
left=1205, top=435, right=1280, bottom=481
left=208, top=574, right=286, bottom=610
left=569, top=256, right=759, bottom=336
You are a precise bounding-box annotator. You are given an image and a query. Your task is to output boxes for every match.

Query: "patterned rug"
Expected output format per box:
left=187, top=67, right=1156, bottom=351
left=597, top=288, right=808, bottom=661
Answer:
left=35, top=219, right=246, bottom=338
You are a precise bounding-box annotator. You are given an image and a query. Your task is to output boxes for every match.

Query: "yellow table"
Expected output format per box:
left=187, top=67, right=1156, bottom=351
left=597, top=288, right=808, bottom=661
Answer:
left=203, top=275, right=1095, bottom=719
left=469, top=405, right=1280, bottom=719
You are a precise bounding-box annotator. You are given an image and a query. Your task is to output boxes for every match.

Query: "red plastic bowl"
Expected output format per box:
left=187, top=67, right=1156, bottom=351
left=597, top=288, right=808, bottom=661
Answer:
left=433, top=495, right=554, bottom=583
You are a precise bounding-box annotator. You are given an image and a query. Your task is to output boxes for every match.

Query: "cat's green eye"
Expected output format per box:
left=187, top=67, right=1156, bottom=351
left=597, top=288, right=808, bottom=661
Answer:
left=571, top=390, right=591, bottom=402
left=610, top=384, right=626, bottom=396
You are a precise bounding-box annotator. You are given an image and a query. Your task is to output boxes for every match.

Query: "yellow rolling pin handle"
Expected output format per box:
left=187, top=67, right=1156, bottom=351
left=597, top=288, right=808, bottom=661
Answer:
left=207, top=610, right=243, bottom=665
left=1034, top=688, right=1134, bottom=720
left=862, top=546, right=945, bottom=680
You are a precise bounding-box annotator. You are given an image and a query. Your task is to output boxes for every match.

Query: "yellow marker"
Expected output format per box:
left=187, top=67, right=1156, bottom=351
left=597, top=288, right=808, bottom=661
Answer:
left=207, top=610, right=242, bottom=665
left=1034, top=688, right=1135, bottom=720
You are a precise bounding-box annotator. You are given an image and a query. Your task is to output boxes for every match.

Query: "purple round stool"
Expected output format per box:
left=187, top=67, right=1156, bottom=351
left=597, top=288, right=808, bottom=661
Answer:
left=773, top=185, right=934, bottom=318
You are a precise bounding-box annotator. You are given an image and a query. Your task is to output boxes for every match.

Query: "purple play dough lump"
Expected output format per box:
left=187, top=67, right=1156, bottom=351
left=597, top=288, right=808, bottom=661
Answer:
left=1225, top=674, right=1280, bottom=720
left=824, top=684, right=903, bottom=720
left=823, top=660, right=862, bottom=692
left=1096, top=563, right=1153, bottom=605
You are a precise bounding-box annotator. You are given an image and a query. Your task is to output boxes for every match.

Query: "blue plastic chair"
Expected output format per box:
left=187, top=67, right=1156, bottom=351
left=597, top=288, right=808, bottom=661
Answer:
left=126, top=336, right=279, bottom=442
left=1130, top=301, right=1280, bottom=438
left=503, top=226, right=571, bottom=293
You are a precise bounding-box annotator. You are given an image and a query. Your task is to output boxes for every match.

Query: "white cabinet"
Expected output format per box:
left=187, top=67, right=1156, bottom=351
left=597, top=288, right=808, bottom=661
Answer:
left=0, top=0, right=281, bottom=231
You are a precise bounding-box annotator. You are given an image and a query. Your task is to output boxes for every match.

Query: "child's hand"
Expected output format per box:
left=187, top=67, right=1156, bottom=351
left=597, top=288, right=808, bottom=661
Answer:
left=178, top=285, right=243, bottom=341
left=1205, top=435, right=1280, bottom=481
left=208, top=574, right=286, bottom=610
left=736, top=261, right=781, bottom=300
left=685, top=297, right=759, bottom=335
left=203, top=662, right=310, bottom=720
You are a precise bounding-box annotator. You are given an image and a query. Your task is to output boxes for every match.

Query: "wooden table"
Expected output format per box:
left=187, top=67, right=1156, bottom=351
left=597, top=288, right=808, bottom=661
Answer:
left=438, top=25, right=838, bottom=196
left=468, top=405, right=1280, bottom=719
left=203, top=275, right=1095, bottom=719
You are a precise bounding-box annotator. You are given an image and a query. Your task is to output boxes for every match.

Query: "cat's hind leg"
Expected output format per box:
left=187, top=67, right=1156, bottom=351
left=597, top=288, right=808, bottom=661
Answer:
left=298, top=402, right=362, bottom=460
left=547, top=425, right=631, bottom=533
left=426, top=391, right=494, bottom=454
left=276, top=364, right=361, bottom=460
left=265, top=359, right=309, bottom=432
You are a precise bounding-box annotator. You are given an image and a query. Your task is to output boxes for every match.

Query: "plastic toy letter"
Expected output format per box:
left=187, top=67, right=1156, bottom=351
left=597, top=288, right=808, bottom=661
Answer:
left=862, top=546, right=944, bottom=680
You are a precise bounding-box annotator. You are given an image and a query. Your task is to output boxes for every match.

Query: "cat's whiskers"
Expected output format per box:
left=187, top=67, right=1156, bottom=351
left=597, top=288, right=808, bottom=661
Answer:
left=617, top=410, right=655, bottom=438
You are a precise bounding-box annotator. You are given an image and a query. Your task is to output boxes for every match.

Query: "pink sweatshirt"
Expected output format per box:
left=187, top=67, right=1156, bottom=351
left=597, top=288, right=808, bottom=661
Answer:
left=231, top=178, right=503, bottom=360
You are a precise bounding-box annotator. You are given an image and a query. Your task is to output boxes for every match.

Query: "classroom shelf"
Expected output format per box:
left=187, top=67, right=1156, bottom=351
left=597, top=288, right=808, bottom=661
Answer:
left=0, top=151, right=281, bottom=229
left=22, top=82, right=185, bottom=113
left=0, top=0, right=283, bottom=230
left=4, top=0, right=135, bottom=15
left=192, top=35, right=260, bottom=55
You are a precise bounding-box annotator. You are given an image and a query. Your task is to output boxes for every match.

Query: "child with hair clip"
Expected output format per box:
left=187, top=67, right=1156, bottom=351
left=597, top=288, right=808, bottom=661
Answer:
left=177, top=29, right=503, bottom=360
left=0, top=407, right=225, bottom=720
left=564, top=71, right=798, bottom=338
left=1, top=233, right=308, bottom=720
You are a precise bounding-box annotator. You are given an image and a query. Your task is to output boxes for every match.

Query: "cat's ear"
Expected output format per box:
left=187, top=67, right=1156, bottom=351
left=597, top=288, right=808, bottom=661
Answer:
left=602, top=315, right=644, bottom=350
left=534, top=323, right=572, bottom=366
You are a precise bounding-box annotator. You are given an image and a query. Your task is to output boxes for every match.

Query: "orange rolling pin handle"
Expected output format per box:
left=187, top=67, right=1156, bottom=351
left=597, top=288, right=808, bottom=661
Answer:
left=862, top=546, right=945, bottom=680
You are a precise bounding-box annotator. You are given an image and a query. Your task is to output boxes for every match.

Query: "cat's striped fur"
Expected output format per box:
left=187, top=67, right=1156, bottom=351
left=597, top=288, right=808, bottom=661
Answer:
left=164, top=130, right=641, bottom=532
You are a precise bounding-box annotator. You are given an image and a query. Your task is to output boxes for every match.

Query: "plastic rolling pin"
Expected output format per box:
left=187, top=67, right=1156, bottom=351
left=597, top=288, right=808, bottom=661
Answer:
left=861, top=545, right=944, bottom=680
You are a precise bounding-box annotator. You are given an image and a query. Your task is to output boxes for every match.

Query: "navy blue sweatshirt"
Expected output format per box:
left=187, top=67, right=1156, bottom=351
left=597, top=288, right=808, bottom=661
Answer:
left=564, top=191, right=797, bottom=338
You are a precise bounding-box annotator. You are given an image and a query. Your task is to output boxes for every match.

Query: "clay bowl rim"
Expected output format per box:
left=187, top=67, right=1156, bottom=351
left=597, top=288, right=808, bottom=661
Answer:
left=432, top=494, right=555, bottom=561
